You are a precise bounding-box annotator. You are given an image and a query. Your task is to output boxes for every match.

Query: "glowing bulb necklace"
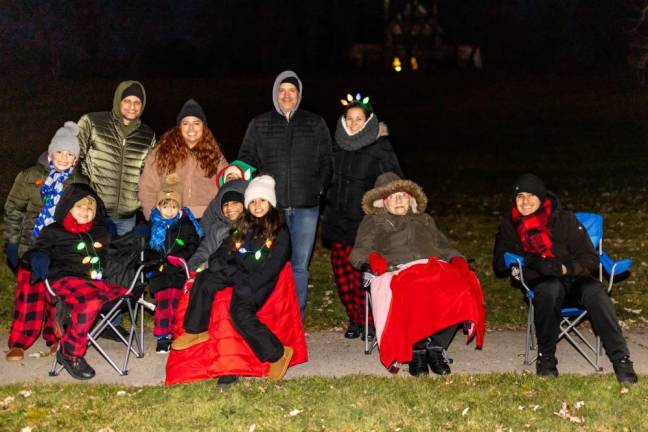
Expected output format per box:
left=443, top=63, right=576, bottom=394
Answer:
left=76, top=233, right=103, bottom=280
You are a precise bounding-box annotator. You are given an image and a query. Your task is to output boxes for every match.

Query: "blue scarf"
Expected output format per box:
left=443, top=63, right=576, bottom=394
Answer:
left=149, top=206, right=203, bottom=253
left=32, top=160, right=73, bottom=238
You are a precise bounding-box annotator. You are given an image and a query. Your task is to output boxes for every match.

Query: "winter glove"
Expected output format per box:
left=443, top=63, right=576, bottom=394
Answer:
left=4, top=243, right=19, bottom=269
left=528, top=256, right=564, bottom=277
left=449, top=256, right=470, bottom=273
left=133, top=223, right=151, bottom=241
left=369, top=252, right=388, bottom=276
left=105, top=219, right=118, bottom=238
left=29, top=251, right=50, bottom=283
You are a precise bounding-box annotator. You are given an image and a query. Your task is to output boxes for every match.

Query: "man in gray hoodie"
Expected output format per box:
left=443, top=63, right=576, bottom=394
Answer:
left=238, top=70, right=332, bottom=318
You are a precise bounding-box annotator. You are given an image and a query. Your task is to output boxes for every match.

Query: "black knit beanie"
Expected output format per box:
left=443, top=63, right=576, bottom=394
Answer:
left=221, top=190, right=244, bottom=205
left=121, top=83, right=144, bottom=102
left=512, top=173, right=547, bottom=201
left=176, top=98, right=207, bottom=124
left=280, top=76, right=300, bottom=89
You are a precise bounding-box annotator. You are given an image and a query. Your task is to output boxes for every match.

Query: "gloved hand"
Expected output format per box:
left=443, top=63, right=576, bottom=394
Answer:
left=133, top=223, right=150, bottom=240
left=29, top=251, right=50, bottom=283
left=449, top=256, right=470, bottom=273
left=369, top=252, right=388, bottom=276
left=4, top=243, right=19, bottom=269
left=105, top=219, right=118, bottom=238
left=528, top=256, right=564, bottom=277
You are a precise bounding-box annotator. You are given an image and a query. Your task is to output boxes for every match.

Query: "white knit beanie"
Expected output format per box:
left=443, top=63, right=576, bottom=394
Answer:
left=244, top=175, right=277, bottom=208
left=48, top=121, right=80, bottom=158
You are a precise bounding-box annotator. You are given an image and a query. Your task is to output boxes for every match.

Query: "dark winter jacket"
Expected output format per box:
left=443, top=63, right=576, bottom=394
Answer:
left=24, top=183, right=110, bottom=282
left=77, top=81, right=156, bottom=218
left=4, top=153, right=89, bottom=257
left=147, top=214, right=201, bottom=294
left=207, top=226, right=291, bottom=305
left=188, top=179, right=247, bottom=269
left=350, top=173, right=461, bottom=270
left=492, top=192, right=598, bottom=283
left=237, top=72, right=332, bottom=209
left=322, top=115, right=402, bottom=246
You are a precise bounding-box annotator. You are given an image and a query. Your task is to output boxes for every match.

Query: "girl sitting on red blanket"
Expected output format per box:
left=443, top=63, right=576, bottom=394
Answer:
left=350, top=172, right=485, bottom=376
left=171, top=175, right=294, bottom=385
left=24, top=183, right=126, bottom=380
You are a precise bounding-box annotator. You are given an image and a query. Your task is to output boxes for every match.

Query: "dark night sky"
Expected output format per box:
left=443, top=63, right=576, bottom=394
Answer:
left=1, top=0, right=630, bottom=79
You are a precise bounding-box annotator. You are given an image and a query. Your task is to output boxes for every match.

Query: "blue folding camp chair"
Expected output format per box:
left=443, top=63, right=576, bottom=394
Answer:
left=504, top=212, right=632, bottom=371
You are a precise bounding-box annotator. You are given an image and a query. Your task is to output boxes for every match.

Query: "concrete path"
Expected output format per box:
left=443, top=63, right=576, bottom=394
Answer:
left=1, top=329, right=647, bottom=386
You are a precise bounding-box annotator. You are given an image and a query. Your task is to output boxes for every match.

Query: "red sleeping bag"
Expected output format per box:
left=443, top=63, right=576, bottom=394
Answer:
left=165, top=263, right=308, bottom=385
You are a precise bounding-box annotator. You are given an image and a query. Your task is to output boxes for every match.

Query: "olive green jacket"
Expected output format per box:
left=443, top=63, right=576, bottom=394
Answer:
left=3, top=157, right=89, bottom=257
left=77, top=80, right=156, bottom=218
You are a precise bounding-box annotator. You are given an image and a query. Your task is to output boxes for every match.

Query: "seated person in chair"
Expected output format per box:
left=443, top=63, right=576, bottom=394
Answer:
left=350, top=172, right=484, bottom=377
left=24, top=183, right=127, bottom=380
left=492, top=173, right=637, bottom=384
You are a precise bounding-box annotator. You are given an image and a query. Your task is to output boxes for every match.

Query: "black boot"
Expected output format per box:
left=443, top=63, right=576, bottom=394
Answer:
left=426, top=346, right=451, bottom=375
left=613, top=356, right=638, bottom=385
left=217, top=375, right=239, bottom=388
left=344, top=323, right=362, bottom=339
left=408, top=349, right=429, bottom=377
left=536, top=353, right=558, bottom=377
left=57, top=350, right=95, bottom=380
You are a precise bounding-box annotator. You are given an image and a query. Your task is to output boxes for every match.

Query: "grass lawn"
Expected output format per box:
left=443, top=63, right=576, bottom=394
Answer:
left=1, top=70, right=648, bottom=430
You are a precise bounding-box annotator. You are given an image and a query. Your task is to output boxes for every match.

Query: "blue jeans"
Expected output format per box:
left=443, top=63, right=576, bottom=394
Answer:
left=108, top=215, right=136, bottom=236
left=283, top=207, right=319, bottom=319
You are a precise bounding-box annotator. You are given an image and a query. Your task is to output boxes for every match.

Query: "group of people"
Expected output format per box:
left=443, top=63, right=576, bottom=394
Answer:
left=2, top=71, right=638, bottom=386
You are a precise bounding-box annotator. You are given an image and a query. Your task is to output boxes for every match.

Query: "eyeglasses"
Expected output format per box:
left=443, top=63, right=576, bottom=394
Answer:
left=384, top=192, right=410, bottom=202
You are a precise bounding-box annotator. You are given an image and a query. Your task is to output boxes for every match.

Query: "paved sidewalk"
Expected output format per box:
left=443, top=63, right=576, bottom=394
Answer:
left=1, top=329, right=646, bottom=386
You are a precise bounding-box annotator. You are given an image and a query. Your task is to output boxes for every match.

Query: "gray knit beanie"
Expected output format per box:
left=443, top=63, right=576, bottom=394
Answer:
left=48, top=121, right=80, bottom=158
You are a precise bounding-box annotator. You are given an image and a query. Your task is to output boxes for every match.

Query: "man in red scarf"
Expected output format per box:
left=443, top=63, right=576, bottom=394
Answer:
left=493, top=174, right=637, bottom=385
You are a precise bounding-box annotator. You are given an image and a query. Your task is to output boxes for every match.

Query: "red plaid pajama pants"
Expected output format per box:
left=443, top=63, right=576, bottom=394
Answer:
left=8, top=267, right=57, bottom=349
left=51, top=277, right=127, bottom=357
left=153, top=288, right=183, bottom=336
left=330, top=242, right=373, bottom=326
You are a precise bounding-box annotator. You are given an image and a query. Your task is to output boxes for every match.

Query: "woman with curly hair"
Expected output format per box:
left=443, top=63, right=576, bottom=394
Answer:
left=139, top=99, right=228, bottom=219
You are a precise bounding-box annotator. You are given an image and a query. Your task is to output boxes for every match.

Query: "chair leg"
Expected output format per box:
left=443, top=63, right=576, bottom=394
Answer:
left=524, top=303, right=535, bottom=365
left=364, top=291, right=378, bottom=355
left=49, top=346, right=63, bottom=377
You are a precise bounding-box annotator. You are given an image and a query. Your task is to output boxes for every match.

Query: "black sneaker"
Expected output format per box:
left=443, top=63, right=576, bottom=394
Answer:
left=57, top=350, right=95, bottom=380
left=408, top=349, right=429, bottom=377
left=613, top=356, right=638, bottom=385
left=156, top=335, right=172, bottom=353
left=426, top=346, right=452, bottom=375
left=217, top=375, right=239, bottom=388
left=536, top=353, right=559, bottom=377
left=100, top=325, right=130, bottom=342
left=344, top=323, right=362, bottom=339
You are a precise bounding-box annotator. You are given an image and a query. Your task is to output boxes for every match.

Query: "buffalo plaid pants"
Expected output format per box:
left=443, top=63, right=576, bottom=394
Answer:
left=330, top=242, right=373, bottom=326
left=153, top=288, right=183, bottom=336
left=8, top=267, right=57, bottom=349
left=51, top=277, right=127, bottom=358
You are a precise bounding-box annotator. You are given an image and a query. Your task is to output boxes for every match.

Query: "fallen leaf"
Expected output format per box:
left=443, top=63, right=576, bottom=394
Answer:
left=20, top=427, right=33, bottom=432
left=1, top=396, right=15, bottom=408
left=289, top=408, right=303, bottom=417
left=248, top=425, right=256, bottom=432
left=461, top=407, right=470, bottom=416
left=19, top=390, right=32, bottom=398
left=116, top=390, right=127, bottom=396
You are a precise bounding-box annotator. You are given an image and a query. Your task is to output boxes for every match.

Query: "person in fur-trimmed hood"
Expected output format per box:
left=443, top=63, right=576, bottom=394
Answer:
left=350, top=172, right=484, bottom=377
left=322, top=94, right=402, bottom=340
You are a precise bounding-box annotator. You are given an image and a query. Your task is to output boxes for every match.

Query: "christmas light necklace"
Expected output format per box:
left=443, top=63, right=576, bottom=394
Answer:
left=76, top=233, right=103, bottom=280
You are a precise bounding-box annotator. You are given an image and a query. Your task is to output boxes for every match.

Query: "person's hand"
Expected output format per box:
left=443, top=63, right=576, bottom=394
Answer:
left=369, top=252, right=388, bottom=276
left=29, top=251, right=50, bottom=283
left=133, top=223, right=150, bottom=241
left=4, top=243, right=19, bottom=269
left=528, top=257, right=564, bottom=277
left=105, top=219, right=118, bottom=238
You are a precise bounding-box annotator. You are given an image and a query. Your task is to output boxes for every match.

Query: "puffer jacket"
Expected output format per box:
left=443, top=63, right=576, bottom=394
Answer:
left=492, top=192, right=598, bottom=282
left=350, top=173, right=461, bottom=269
left=237, top=71, right=332, bottom=209
left=322, top=115, right=402, bottom=246
left=77, top=81, right=156, bottom=218
left=3, top=153, right=89, bottom=257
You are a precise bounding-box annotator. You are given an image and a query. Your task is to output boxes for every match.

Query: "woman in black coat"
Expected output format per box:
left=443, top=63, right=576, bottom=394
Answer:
left=321, top=94, right=403, bottom=339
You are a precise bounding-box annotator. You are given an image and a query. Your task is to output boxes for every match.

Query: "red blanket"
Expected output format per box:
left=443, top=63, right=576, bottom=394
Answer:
left=165, top=264, right=308, bottom=385
left=378, top=257, right=485, bottom=369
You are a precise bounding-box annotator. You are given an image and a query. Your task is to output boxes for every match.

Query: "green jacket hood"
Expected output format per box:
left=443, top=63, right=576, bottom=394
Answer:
left=111, top=80, right=147, bottom=122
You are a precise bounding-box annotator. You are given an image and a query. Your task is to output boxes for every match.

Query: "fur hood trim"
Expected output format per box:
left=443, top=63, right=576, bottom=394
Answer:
left=361, top=172, right=428, bottom=215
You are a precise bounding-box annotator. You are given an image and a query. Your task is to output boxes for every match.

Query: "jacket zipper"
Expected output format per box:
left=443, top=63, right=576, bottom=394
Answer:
left=115, top=137, right=126, bottom=216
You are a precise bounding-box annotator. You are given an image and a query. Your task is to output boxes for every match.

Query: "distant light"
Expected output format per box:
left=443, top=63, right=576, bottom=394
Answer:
left=410, top=56, right=419, bottom=71
left=392, top=57, right=402, bottom=72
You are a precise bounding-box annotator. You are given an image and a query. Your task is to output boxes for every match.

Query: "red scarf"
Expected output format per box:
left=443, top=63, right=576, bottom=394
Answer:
left=511, top=198, right=554, bottom=257
left=62, top=212, right=94, bottom=234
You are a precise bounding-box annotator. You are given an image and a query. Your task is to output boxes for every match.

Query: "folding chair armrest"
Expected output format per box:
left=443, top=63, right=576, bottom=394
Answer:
left=166, top=255, right=190, bottom=279
left=504, top=252, right=525, bottom=269
left=44, top=279, right=56, bottom=298
left=361, top=271, right=376, bottom=290
left=600, top=251, right=632, bottom=277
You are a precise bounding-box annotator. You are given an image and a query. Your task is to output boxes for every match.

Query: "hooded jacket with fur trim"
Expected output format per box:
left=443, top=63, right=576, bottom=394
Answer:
left=350, top=173, right=461, bottom=269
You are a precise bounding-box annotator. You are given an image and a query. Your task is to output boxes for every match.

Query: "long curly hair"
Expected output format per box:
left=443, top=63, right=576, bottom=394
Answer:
left=234, top=206, right=285, bottom=242
left=154, top=125, right=224, bottom=177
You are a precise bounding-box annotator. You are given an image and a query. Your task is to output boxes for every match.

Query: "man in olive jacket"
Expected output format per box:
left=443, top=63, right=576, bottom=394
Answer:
left=238, top=70, right=332, bottom=318
left=77, top=80, right=156, bottom=235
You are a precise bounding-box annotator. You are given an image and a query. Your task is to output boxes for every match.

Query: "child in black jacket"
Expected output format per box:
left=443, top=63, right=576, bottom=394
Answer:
left=146, top=174, right=202, bottom=352
left=171, top=175, right=294, bottom=383
left=25, top=183, right=124, bottom=380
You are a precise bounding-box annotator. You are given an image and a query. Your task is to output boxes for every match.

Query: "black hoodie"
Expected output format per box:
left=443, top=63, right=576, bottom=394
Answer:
left=25, top=183, right=110, bottom=282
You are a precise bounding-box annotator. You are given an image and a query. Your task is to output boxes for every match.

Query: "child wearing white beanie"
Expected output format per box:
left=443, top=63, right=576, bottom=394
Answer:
left=244, top=175, right=277, bottom=208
